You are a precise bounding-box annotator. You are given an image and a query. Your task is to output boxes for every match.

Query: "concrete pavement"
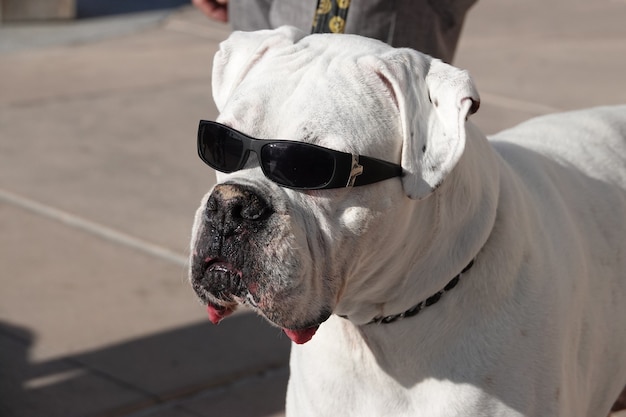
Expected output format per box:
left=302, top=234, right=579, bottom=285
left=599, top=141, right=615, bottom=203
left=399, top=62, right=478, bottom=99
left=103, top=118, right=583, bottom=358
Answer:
left=0, top=2, right=625, bottom=416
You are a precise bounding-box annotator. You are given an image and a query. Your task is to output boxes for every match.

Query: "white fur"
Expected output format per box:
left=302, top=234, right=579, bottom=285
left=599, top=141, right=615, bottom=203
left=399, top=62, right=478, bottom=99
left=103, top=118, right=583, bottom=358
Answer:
left=193, top=27, right=626, bottom=416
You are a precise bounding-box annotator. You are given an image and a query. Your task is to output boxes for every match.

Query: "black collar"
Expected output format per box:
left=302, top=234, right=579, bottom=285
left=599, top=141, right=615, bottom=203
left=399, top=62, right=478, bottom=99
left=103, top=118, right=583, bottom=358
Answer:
left=340, top=259, right=475, bottom=325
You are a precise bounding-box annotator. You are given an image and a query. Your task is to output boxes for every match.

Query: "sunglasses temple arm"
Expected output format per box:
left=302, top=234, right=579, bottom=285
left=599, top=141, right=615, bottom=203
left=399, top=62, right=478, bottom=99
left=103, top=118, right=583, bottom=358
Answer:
left=353, top=155, right=403, bottom=186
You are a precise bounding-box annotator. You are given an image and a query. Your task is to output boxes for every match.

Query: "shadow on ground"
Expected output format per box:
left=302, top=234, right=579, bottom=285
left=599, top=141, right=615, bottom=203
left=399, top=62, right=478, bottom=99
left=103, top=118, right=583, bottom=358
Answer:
left=0, top=315, right=290, bottom=417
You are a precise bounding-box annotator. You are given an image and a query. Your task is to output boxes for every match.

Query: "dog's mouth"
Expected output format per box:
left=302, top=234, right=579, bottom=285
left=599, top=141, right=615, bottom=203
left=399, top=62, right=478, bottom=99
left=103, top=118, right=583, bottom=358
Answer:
left=192, top=258, right=245, bottom=303
left=192, top=257, right=324, bottom=344
left=206, top=301, right=320, bottom=344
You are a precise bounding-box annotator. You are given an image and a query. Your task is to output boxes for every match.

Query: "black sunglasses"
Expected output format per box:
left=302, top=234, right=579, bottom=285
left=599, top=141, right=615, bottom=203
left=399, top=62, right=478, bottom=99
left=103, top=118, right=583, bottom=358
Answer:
left=197, top=120, right=403, bottom=190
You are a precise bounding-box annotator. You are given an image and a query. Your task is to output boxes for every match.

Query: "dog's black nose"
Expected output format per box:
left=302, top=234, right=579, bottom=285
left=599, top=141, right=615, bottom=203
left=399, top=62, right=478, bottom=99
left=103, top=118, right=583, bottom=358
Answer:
left=206, top=184, right=272, bottom=228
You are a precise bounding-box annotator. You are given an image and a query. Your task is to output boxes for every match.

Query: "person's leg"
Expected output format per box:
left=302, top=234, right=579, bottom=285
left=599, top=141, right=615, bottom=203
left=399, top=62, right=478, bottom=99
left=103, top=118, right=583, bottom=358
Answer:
left=268, top=0, right=315, bottom=33
left=346, top=0, right=478, bottom=62
left=380, top=0, right=477, bottom=62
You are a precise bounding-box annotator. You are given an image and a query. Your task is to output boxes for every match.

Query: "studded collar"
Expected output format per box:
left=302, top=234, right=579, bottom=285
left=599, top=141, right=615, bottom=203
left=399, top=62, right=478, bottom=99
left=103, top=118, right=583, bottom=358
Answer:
left=340, top=259, right=475, bottom=325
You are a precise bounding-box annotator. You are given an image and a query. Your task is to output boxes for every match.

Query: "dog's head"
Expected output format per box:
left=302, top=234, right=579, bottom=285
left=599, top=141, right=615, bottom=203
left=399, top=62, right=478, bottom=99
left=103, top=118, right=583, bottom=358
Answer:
left=189, top=27, right=479, bottom=343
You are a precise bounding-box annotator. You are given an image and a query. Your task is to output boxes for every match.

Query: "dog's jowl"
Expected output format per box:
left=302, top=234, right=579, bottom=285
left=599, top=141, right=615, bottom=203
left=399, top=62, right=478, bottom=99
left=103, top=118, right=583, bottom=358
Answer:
left=189, top=26, right=626, bottom=417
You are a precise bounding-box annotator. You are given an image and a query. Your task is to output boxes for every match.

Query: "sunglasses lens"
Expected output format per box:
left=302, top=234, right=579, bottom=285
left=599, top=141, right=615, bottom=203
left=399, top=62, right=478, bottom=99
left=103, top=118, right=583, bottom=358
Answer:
left=199, top=124, right=244, bottom=172
left=261, top=142, right=335, bottom=189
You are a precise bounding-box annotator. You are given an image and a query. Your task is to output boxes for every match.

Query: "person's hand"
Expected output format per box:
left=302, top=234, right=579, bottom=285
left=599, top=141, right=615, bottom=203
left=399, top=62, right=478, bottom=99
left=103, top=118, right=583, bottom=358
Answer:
left=191, top=0, right=228, bottom=22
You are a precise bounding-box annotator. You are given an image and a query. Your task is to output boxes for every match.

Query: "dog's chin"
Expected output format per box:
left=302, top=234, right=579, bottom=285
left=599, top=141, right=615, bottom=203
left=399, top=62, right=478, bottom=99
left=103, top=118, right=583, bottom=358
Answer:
left=282, top=326, right=320, bottom=344
left=192, top=256, right=333, bottom=344
left=264, top=308, right=332, bottom=344
left=204, top=298, right=330, bottom=345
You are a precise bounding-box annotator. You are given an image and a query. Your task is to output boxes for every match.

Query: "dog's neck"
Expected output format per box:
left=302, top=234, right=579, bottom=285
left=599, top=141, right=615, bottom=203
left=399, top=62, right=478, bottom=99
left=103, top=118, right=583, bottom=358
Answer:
left=336, top=122, right=501, bottom=325
left=341, top=258, right=476, bottom=325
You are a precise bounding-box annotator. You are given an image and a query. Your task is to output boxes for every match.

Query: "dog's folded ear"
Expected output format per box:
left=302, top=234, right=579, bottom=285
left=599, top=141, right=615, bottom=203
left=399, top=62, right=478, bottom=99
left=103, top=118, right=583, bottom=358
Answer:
left=212, top=26, right=307, bottom=112
left=372, top=51, right=480, bottom=200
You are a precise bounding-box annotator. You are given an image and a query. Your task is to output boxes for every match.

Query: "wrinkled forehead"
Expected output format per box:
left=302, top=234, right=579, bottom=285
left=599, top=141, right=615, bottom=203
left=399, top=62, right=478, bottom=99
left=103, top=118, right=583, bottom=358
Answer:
left=217, top=35, right=401, bottom=157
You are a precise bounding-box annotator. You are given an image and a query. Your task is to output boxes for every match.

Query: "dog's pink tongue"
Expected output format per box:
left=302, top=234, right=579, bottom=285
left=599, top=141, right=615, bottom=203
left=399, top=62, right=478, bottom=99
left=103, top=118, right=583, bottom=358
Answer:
left=283, top=326, right=319, bottom=344
left=207, top=304, right=233, bottom=324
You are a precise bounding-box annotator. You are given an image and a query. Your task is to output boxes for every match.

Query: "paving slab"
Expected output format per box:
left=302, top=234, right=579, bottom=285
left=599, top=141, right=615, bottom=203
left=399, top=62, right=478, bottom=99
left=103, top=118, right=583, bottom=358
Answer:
left=0, top=325, right=146, bottom=417
left=73, top=317, right=290, bottom=404
left=181, top=367, right=288, bottom=417
left=0, top=203, right=290, bottom=416
left=0, top=204, right=198, bottom=359
left=0, top=23, right=224, bottom=104
left=0, top=11, right=173, bottom=54
left=0, top=16, right=227, bottom=254
left=455, top=0, right=626, bottom=134
left=460, top=0, right=626, bottom=40
left=0, top=79, right=217, bottom=254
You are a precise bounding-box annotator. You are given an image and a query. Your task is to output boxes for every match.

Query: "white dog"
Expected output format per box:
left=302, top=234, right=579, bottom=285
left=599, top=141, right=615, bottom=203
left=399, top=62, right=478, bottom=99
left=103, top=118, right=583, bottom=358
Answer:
left=189, top=26, right=626, bottom=416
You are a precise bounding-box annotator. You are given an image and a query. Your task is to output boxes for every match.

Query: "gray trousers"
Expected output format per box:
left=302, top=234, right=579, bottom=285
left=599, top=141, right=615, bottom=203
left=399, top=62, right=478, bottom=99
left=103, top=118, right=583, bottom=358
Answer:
left=228, top=0, right=477, bottom=62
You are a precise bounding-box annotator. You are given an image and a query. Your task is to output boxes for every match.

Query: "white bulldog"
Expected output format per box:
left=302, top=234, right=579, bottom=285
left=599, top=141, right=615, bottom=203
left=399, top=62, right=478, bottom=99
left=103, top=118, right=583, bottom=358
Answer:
left=189, top=26, right=626, bottom=416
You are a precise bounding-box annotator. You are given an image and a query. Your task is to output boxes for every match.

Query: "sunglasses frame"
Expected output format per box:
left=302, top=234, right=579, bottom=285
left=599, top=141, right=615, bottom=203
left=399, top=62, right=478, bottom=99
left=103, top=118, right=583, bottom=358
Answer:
left=197, top=120, right=403, bottom=190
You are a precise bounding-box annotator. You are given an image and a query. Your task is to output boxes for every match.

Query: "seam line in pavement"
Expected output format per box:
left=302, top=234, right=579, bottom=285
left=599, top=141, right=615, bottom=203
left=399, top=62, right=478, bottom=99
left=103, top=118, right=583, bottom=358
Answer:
left=114, top=365, right=289, bottom=417
left=0, top=75, right=211, bottom=109
left=0, top=188, right=188, bottom=267
left=478, top=92, right=561, bottom=115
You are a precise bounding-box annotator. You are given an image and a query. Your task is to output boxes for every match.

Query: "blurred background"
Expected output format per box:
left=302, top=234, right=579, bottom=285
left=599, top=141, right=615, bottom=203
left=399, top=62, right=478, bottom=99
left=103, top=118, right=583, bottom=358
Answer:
left=0, top=0, right=625, bottom=416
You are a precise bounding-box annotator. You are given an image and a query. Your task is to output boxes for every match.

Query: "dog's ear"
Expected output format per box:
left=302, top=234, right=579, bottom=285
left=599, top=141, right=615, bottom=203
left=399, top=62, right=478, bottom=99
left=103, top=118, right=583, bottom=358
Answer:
left=212, top=26, right=307, bottom=112
left=372, top=51, right=480, bottom=200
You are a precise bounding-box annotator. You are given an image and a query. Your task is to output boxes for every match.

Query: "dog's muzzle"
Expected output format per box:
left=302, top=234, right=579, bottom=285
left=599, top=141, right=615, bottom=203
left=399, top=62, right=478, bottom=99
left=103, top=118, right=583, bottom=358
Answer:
left=190, top=183, right=272, bottom=309
left=190, top=183, right=329, bottom=344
